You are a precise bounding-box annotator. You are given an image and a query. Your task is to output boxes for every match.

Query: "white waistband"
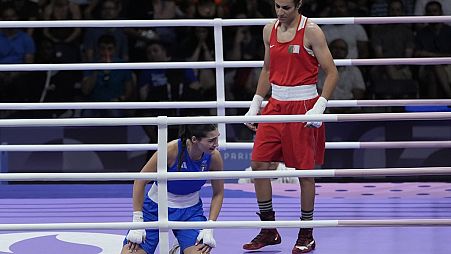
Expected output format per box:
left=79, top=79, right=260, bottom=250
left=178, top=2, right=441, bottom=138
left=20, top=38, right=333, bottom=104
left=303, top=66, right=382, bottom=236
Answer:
left=271, top=83, right=318, bottom=101
left=148, top=183, right=200, bottom=208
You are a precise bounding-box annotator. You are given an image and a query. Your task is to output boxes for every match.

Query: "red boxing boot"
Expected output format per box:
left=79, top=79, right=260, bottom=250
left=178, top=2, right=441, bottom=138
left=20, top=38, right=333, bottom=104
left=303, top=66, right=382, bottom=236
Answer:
left=292, top=228, right=316, bottom=253
left=243, top=211, right=281, bottom=250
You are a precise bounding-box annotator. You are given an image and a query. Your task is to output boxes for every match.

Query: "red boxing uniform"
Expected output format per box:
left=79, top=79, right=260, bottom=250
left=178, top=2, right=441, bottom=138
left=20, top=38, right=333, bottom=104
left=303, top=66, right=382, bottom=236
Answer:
left=269, top=17, right=319, bottom=86
left=252, top=16, right=325, bottom=169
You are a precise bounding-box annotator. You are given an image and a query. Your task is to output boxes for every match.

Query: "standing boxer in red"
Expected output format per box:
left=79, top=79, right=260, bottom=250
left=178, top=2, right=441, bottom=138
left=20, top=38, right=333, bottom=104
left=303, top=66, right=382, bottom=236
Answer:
left=242, top=0, right=338, bottom=253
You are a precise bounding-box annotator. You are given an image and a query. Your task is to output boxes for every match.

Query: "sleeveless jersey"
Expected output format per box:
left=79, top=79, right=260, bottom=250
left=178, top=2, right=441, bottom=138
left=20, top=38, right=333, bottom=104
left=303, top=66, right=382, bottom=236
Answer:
left=269, top=15, right=319, bottom=86
left=163, top=139, right=212, bottom=195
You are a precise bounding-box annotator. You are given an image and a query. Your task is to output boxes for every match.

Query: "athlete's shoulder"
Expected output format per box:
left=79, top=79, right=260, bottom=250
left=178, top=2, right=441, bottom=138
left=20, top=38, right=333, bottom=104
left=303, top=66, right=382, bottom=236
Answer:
left=167, top=139, right=180, bottom=159
left=305, top=18, right=321, bottom=32
left=304, top=18, right=326, bottom=43
left=211, top=149, right=222, bottom=158
left=263, top=20, right=276, bottom=41
left=210, top=149, right=223, bottom=171
left=264, top=19, right=278, bottom=33
left=265, top=19, right=277, bottom=29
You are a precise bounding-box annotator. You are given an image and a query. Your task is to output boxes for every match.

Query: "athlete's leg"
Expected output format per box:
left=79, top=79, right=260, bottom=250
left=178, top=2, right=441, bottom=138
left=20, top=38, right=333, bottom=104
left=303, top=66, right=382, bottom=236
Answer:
left=300, top=177, right=315, bottom=212
left=243, top=161, right=281, bottom=250
left=253, top=161, right=275, bottom=201
left=183, top=244, right=213, bottom=254
left=120, top=244, right=148, bottom=254
left=292, top=176, right=316, bottom=254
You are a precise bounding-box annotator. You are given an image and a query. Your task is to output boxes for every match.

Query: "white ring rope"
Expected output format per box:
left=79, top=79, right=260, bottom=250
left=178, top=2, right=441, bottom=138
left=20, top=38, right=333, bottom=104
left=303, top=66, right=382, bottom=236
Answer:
left=1, top=57, right=450, bottom=72
left=231, top=141, right=451, bottom=150
left=1, top=141, right=451, bottom=151
left=1, top=219, right=450, bottom=231
left=1, top=167, right=450, bottom=181
left=329, top=99, right=451, bottom=107
left=0, top=99, right=450, bottom=110
left=0, top=144, right=159, bottom=151
left=348, top=57, right=451, bottom=66
left=0, top=16, right=450, bottom=28
left=0, top=17, right=450, bottom=73
left=225, top=58, right=451, bottom=68
left=0, top=112, right=451, bottom=127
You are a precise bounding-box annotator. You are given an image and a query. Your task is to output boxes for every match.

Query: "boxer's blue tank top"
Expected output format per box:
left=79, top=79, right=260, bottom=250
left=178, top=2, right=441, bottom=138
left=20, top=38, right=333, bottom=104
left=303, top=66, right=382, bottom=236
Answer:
left=161, top=139, right=212, bottom=195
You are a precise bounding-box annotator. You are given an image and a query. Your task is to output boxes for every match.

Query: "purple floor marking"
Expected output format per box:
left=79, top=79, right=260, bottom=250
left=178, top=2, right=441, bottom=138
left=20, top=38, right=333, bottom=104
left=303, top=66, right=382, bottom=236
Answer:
left=0, top=183, right=450, bottom=254
left=0, top=235, right=102, bottom=254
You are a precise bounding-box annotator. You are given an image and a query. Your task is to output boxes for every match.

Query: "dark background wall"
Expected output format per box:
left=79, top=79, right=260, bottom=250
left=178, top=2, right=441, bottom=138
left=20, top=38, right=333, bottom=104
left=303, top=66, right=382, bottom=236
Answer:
left=1, top=121, right=450, bottom=182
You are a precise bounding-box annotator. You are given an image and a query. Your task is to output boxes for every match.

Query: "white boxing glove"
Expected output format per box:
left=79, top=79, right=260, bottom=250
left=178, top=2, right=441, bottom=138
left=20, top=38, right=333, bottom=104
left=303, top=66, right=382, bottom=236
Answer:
left=246, top=94, right=264, bottom=117
left=244, top=94, right=264, bottom=129
left=126, top=211, right=146, bottom=244
left=305, top=97, right=328, bottom=128
left=197, top=228, right=216, bottom=248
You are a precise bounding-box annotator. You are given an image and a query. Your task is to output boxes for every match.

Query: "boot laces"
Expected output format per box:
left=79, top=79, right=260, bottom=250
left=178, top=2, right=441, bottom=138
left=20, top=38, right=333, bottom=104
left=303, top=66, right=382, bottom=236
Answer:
left=252, top=229, right=274, bottom=243
left=296, top=229, right=313, bottom=246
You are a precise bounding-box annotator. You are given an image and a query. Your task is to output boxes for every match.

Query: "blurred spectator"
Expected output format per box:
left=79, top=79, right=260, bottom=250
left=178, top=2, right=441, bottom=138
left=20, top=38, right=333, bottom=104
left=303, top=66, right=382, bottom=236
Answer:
left=414, top=0, right=451, bottom=16
left=82, top=0, right=126, bottom=19
left=179, top=26, right=216, bottom=112
left=4, top=0, right=40, bottom=20
left=82, top=0, right=129, bottom=62
left=370, top=0, right=415, bottom=16
left=151, top=0, right=180, bottom=45
left=1, top=0, right=40, bottom=35
left=182, top=26, right=215, bottom=61
left=30, top=39, right=83, bottom=117
left=0, top=5, right=35, bottom=103
left=415, top=1, right=451, bottom=98
left=370, top=0, right=415, bottom=96
left=414, top=0, right=451, bottom=29
left=124, top=0, right=180, bottom=62
left=137, top=40, right=202, bottom=144
left=225, top=15, right=262, bottom=61
left=195, top=0, right=225, bottom=18
left=318, top=39, right=366, bottom=112
left=229, top=0, right=273, bottom=18
left=81, top=34, right=135, bottom=117
left=298, top=0, right=321, bottom=17
left=321, top=0, right=369, bottom=59
left=123, top=0, right=159, bottom=62
left=348, top=0, right=371, bottom=16
left=224, top=13, right=263, bottom=140
left=67, top=0, right=92, bottom=15
left=42, top=0, right=82, bottom=63
left=319, top=0, right=369, bottom=17
left=176, top=0, right=197, bottom=18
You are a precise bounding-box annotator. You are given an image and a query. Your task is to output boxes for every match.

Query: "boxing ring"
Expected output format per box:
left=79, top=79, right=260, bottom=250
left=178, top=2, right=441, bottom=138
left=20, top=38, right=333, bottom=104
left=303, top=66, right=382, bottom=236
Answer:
left=1, top=16, right=451, bottom=254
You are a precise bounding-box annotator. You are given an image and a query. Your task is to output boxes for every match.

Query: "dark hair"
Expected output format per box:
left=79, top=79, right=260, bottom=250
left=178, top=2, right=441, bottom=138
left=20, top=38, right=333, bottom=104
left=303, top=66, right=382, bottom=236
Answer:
left=177, top=124, right=218, bottom=170
left=389, top=0, right=404, bottom=7
left=0, top=3, right=16, bottom=17
left=293, top=0, right=302, bottom=13
left=147, top=39, right=169, bottom=53
left=97, top=34, right=116, bottom=47
left=425, top=1, right=442, bottom=12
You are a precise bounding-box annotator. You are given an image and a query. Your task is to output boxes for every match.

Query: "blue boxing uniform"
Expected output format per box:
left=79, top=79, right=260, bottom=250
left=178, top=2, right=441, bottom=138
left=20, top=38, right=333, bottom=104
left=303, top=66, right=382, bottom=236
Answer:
left=123, top=139, right=212, bottom=253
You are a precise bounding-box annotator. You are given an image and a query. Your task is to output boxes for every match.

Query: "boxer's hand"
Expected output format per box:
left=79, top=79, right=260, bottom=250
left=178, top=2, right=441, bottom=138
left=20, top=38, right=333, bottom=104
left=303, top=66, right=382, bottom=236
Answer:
left=244, top=94, right=264, bottom=131
left=305, top=97, right=327, bottom=128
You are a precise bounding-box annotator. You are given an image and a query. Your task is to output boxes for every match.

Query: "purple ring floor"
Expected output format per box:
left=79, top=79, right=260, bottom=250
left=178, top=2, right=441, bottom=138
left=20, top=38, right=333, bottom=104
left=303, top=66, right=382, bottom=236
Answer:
left=1, top=182, right=451, bottom=254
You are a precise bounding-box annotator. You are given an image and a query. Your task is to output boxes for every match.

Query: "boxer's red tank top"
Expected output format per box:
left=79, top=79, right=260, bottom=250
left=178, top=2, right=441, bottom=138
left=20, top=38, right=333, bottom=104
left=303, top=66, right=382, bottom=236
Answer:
left=269, top=15, right=319, bottom=86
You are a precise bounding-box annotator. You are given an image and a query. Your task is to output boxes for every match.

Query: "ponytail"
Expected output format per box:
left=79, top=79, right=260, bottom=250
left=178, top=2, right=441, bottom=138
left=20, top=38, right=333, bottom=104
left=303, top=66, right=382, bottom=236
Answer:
left=177, top=125, right=188, bottom=171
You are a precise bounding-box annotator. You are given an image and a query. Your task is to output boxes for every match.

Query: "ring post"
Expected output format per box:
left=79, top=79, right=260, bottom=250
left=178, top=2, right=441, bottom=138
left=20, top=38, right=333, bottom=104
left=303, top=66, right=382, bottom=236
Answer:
left=156, top=116, right=169, bottom=254
left=213, top=18, right=227, bottom=148
left=0, top=142, right=8, bottom=185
